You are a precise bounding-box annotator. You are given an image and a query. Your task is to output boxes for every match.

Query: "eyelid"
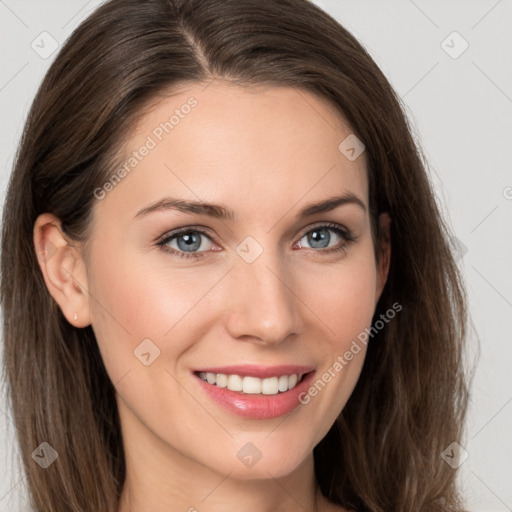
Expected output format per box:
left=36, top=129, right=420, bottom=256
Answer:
left=296, top=221, right=352, bottom=241
left=155, top=224, right=218, bottom=244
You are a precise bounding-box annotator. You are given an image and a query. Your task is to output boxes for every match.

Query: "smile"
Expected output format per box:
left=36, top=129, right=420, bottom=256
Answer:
left=193, top=365, right=316, bottom=419
left=196, top=371, right=304, bottom=395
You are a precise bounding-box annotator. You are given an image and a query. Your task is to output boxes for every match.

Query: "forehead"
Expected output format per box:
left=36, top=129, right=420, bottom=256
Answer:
left=96, top=80, right=368, bottom=223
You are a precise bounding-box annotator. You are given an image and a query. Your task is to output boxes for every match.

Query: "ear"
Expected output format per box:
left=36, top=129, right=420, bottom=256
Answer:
left=33, top=213, right=92, bottom=327
left=375, top=212, right=391, bottom=304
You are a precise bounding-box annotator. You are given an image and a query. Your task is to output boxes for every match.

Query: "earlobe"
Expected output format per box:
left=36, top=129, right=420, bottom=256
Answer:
left=33, top=213, right=92, bottom=327
left=375, top=212, right=391, bottom=303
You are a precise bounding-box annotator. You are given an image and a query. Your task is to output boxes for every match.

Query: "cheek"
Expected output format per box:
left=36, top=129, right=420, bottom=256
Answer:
left=296, top=253, right=377, bottom=422
left=304, top=254, right=378, bottom=348
left=86, top=245, right=230, bottom=379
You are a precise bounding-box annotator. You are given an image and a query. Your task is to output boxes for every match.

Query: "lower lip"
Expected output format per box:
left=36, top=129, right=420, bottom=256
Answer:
left=194, top=371, right=316, bottom=419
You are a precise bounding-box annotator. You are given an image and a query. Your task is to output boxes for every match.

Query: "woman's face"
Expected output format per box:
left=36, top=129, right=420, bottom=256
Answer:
left=79, top=81, right=389, bottom=480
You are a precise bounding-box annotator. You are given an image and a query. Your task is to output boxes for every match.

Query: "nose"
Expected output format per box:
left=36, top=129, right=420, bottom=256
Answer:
left=224, top=248, right=303, bottom=346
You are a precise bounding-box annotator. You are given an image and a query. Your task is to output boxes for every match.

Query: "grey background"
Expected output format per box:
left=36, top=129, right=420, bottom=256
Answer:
left=1, top=0, right=511, bottom=510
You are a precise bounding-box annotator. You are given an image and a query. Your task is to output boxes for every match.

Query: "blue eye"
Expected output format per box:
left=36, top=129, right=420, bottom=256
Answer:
left=298, top=225, right=346, bottom=250
left=157, top=228, right=215, bottom=259
left=157, top=223, right=355, bottom=260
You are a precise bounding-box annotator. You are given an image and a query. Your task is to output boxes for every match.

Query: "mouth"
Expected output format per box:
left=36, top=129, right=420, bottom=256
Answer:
left=192, top=365, right=316, bottom=419
left=194, top=370, right=310, bottom=395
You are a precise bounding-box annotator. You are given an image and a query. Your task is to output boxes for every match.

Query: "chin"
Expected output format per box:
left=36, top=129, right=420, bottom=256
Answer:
left=204, top=435, right=314, bottom=481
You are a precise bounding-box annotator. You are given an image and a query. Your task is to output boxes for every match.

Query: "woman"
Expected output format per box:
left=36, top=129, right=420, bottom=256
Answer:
left=1, top=0, right=469, bottom=510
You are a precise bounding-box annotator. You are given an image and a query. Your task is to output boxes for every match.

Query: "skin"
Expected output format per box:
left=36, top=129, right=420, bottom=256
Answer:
left=34, top=81, right=390, bottom=512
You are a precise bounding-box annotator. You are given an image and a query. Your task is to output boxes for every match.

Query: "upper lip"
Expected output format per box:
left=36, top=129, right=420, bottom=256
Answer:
left=194, top=364, right=315, bottom=379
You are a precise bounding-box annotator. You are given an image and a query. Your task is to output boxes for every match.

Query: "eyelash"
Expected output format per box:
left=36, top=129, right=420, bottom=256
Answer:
left=156, top=222, right=356, bottom=260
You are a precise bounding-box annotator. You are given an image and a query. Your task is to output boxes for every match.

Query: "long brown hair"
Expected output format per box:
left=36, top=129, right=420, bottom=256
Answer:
left=1, top=0, right=470, bottom=510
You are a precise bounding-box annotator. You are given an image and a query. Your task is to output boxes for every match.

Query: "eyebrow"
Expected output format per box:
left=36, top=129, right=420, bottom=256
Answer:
left=133, top=192, right=366, bottom=221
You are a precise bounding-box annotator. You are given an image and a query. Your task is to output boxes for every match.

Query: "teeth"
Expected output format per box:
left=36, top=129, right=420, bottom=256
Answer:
left=243, top=376, right=261, bottom=394
left=216, top=373, right=228, bottom=388
left=261, top=376, right=279, bottom=395
left=198, top=372, right=303, bottom=394
left=278, top=375, right=288, bottom=392
left=227, top=374, right=243, bottom=391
